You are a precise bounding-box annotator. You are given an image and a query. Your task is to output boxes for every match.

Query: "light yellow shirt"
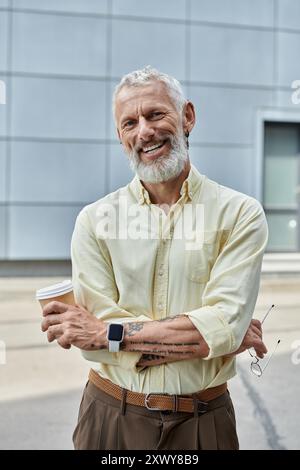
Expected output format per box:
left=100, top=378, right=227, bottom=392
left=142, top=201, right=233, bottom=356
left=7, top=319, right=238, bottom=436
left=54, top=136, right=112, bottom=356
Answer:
left=71, top=164, right=268, bottom=394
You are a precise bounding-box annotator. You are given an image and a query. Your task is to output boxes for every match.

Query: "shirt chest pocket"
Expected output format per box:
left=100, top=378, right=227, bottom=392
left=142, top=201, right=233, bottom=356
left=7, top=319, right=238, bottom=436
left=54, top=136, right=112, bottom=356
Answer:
left=185, top=230, right=221, bottom=283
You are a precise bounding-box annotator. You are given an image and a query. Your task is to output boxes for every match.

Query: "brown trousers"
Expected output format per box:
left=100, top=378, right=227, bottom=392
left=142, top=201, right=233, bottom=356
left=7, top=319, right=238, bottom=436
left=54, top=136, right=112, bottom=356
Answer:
left=73, top=381, right=239, bottom=450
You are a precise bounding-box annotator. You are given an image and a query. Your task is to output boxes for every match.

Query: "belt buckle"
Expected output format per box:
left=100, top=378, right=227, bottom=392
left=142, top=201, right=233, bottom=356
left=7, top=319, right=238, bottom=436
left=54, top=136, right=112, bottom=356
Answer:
left=197, top=400, right=209, bottom=414
left=145, top=393, right=162, bottom=411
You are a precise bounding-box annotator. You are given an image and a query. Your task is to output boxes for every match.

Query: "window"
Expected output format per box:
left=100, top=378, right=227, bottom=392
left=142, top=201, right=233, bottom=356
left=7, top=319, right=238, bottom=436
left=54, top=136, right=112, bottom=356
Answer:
left=264, top=122, right=300, bottom=252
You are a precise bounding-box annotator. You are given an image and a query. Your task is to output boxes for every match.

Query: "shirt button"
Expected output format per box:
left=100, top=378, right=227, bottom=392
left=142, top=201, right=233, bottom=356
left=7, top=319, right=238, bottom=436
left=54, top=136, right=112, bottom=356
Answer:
left=158, top=303, right=163, bottom=309
left=158, top=271, right=163, bottom=276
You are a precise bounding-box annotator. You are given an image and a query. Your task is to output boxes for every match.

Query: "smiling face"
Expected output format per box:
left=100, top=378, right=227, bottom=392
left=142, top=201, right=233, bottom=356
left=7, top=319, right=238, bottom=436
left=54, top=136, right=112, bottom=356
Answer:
left=115, top=81, right=195, bottom=183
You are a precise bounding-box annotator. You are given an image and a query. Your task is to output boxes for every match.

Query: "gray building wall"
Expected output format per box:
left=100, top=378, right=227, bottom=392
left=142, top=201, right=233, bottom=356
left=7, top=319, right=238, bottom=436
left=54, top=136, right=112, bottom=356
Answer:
left=0, top=0, right=300, bottom=269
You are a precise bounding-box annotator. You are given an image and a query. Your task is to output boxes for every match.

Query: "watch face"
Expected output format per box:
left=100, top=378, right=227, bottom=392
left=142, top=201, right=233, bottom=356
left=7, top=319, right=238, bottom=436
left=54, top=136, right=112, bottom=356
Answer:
left=108, top=324, right=124, bottom=341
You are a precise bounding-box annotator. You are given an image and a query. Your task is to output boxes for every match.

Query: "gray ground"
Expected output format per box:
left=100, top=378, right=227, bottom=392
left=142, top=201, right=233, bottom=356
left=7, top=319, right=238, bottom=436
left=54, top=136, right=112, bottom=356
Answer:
left=0, top=276, right=299, bottom=450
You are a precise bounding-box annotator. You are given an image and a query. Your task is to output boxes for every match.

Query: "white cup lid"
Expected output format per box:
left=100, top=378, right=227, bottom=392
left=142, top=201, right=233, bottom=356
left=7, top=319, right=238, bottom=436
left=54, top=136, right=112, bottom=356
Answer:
left=36, top=279, right=73, bottom=300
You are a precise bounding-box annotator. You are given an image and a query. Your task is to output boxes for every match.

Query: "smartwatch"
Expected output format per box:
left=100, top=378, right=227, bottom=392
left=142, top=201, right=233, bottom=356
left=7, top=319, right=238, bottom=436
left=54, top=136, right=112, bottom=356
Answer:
left=107, top=323, right=125, bottom=352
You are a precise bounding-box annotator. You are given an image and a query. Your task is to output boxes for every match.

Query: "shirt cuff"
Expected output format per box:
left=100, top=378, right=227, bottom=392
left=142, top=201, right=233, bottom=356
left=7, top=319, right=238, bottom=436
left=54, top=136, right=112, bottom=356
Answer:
left=81, top=349, right=142, bottom=370
left=186, top=306, right=236, bottom=359
left=118, top=351, right=143, bottom=371
left=81, top=349, right=120, bottom=365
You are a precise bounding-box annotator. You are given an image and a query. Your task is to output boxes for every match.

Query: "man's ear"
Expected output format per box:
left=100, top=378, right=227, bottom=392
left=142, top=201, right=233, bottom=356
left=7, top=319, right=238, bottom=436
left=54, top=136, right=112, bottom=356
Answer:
left=182, top=101, right=196, bottom=134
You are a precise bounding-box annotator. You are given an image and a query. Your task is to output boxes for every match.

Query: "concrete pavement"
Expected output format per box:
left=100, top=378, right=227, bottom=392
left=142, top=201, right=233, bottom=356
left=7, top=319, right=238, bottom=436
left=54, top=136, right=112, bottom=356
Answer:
left=0, top=276, right=299, bottom=449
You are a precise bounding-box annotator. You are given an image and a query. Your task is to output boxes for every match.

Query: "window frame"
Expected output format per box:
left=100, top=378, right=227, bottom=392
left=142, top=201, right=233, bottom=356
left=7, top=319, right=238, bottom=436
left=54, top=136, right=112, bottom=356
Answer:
left=255, top=109, right=300, bottom=252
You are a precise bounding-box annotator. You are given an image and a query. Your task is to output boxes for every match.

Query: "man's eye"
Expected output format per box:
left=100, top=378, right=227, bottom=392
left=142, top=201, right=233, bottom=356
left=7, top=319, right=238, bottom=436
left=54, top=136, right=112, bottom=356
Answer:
left=151, top=112, right=163, bottom=119
left=123, top=120, right=135, bottom=128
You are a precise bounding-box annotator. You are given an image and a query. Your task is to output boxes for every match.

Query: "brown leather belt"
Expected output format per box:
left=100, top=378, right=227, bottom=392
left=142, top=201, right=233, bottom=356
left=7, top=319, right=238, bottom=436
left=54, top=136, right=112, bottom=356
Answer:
left=89, top=369, right=227, bottom=414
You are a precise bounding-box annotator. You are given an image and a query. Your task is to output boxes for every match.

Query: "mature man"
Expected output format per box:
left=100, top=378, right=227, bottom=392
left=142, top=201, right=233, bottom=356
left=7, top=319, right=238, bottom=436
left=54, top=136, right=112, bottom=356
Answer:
left=42, top=66, right=268, bottom=450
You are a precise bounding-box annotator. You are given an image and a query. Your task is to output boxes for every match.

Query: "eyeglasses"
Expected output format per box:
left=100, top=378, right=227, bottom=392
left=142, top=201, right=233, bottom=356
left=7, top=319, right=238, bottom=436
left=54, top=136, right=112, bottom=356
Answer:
left=248, top=304, right=281, bottom=377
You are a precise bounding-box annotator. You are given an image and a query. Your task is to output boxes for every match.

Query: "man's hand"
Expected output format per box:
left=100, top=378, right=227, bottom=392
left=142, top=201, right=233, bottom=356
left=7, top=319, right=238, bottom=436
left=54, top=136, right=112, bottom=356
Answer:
left=41, top=301, right=107, bottom=350
left=228, top=319, right=267, bottom=359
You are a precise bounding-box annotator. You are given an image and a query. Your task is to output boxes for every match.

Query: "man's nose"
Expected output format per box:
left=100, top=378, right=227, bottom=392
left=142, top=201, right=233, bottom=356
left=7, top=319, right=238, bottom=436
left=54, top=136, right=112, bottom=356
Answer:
left=137, top=118, right=155, bottom=142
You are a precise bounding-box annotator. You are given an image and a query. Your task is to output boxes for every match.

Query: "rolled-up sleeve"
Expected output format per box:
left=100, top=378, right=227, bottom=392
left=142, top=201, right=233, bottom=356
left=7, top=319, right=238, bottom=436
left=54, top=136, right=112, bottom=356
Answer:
left=186, top=197, right=268, bottom=359
left=71, top=208, right=150, bottom=369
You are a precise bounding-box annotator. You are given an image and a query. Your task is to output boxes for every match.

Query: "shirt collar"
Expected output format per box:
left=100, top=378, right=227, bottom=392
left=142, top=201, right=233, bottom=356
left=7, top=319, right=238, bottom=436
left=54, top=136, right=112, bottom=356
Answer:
left=138, top=183, right=151, bottom=205
left=179, top=164, right=203, bottom=201
left=129, top=164, right=203, bottom=205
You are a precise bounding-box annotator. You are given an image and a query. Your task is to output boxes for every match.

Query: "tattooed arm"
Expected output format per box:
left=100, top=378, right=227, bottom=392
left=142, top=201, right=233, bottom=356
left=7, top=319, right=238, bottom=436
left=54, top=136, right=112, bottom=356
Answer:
left=132, top=317, right=265, bottom=368
left=121, top=314, right=210, bottom=367
left=40, top=300, right=206, bottom=364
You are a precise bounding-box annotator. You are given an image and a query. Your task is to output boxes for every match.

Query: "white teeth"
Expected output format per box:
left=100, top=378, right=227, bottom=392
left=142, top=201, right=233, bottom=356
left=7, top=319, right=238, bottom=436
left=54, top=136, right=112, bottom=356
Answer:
left=143, top=142, right=164, bottom=153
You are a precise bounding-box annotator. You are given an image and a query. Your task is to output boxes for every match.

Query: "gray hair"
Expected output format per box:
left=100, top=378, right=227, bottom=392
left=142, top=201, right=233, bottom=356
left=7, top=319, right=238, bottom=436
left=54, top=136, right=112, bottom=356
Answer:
left=112, top=65, right=186, bottom=123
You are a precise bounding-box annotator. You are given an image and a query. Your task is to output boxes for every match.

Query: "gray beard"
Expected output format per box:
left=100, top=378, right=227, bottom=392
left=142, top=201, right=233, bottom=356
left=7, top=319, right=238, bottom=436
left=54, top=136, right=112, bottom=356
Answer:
left=126, top=130, right=188, bottom=184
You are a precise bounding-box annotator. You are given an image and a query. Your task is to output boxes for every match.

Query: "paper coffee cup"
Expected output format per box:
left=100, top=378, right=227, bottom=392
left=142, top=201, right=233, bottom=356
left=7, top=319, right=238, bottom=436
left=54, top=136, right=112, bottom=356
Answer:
left=36, top=279, right=75, bottom=308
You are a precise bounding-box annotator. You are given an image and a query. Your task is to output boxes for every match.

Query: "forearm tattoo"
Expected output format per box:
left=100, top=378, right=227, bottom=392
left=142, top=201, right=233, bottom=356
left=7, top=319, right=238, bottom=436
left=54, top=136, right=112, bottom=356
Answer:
left=140, top=353, right=165, bottom=362
left=125, top=316, right=180, bottom=338
left=130, top=341, right=199, bottom=346
left=129, top=348, right=193, bottom=355
left=157, top=315, right=181, bottom=322
left=126, top=322, right=144, bottom=337
left=123, top=315, right=199, bottom=356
